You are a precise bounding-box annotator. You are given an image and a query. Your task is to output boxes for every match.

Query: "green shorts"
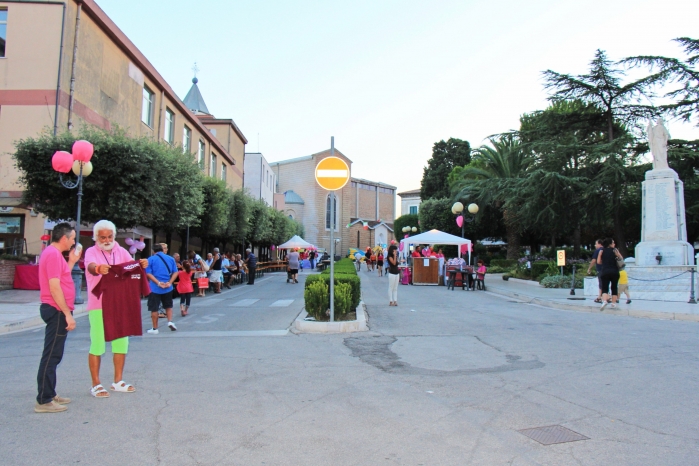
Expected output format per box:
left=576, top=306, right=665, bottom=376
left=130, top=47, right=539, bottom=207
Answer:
left=89, top=309, right=129, bottom=356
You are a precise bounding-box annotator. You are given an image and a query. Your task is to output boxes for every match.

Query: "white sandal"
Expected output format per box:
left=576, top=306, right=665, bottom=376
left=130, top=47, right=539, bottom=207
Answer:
left=111, top=381, right=136, bottom=393
left=90, top=384, right=110, bottom=398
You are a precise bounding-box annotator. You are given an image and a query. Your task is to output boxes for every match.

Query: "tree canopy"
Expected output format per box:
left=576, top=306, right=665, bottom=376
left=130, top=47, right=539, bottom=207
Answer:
left=420, top=138, right=471, bottom=200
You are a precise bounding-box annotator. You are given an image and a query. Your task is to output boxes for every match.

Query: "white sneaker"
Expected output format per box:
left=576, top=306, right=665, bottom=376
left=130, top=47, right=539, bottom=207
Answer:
left=147, top=328, right=159, bottom=335
left=600, top=301, right=607, bottom=311
left=168, top=322, right=177, bottom=331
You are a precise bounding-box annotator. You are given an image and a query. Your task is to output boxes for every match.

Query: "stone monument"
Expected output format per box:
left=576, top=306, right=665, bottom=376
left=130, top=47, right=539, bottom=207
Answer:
left=635, top=118, right=693, bottom=266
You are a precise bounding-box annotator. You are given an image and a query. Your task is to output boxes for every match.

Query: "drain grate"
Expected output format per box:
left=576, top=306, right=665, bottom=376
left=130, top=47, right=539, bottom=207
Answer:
left=518, top=425, right=589, bottom=445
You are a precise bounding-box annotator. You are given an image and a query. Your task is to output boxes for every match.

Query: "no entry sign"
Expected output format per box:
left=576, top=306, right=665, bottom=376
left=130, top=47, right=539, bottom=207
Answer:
left=315, top=156, right=350, bottom=191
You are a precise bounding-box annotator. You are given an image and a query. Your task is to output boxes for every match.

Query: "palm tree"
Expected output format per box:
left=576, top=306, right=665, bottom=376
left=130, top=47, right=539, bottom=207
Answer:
left=452, top=135, right=533, bottom=259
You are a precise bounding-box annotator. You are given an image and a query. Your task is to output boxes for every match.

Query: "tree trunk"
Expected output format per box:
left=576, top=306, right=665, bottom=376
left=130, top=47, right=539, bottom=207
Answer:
left=165, top=231, right=172, bottom=249
left=613, top=201, right=628, bottom=257
left=506, top=227, right=520, bottom=259
left=573, top=224, right=581, bottom=258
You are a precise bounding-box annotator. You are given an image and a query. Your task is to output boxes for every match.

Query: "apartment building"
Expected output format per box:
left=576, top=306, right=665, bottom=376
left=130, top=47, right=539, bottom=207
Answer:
left=0, top=0, right=246, bottom=254
left=243, top=152, right=276, bottom=206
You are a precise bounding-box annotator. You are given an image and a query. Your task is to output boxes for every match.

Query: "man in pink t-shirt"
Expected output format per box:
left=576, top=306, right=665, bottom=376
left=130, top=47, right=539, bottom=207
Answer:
left=35, top=222, right=79, bottom=414
left=84, top=220, right=148, bottom=398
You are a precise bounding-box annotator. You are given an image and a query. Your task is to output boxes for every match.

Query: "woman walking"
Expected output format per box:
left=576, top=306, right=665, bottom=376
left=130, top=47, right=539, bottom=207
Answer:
left=597, top=238, right=622, bottom=310
left=376, top=250, right=384, bottom=277
left=387, top=244, right=400, bottom=306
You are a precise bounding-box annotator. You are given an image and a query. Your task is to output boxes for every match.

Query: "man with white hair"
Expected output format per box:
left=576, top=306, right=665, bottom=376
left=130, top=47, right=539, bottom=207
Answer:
left=84, top=220, right=148, bottom=398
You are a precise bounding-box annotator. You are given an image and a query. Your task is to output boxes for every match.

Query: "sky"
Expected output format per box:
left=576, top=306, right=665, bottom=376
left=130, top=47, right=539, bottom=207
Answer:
left=97, top=0, right=699, bottom=195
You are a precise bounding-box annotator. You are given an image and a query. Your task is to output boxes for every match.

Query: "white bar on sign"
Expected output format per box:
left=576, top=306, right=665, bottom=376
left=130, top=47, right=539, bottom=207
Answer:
left=317, top=169, right=348, bottom=178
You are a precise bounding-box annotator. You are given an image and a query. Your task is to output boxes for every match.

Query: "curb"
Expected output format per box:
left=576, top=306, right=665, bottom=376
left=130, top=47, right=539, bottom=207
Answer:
left=0, top=305, right=89, bottom=335
left=485, top=285, right=699, bottom=322
left=294, top=301, right=368, bottom=333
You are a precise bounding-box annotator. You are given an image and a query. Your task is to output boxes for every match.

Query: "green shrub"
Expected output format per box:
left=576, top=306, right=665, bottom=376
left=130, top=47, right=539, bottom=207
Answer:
left=306, top=273, right=361, bottom=310
left=539, top=274, right=583, bottom=289
left=304, top=280, right=329, bottom=319
left=531, top=261, right=554, bottom=279
left=490, top=259, right=517, bottom=269
left=486, top=265, right=510, bottom=274
left=334, top=282, right=353, bottom=316
left=321, top=258, right=357, bottom=276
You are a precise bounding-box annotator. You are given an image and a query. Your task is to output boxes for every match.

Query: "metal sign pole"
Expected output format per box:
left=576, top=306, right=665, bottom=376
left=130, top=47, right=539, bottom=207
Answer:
left=329, top=137, right=335, bottom=322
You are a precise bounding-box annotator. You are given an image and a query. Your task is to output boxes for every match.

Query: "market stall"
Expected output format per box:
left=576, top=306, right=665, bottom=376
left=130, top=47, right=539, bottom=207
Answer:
left=399, top=230, right=472, bottom=286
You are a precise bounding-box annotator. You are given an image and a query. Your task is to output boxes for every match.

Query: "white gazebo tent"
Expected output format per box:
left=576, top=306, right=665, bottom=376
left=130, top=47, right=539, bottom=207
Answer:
left=399, top=229, right=472, bottom=264
left=277, top=235, right=315, bottom=250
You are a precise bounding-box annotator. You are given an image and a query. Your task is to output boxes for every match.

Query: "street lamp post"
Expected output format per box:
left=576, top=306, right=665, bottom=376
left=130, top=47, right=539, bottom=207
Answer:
left=51, top=140, right=94, bottom=304
left=452, top=201, right=478, bottom=264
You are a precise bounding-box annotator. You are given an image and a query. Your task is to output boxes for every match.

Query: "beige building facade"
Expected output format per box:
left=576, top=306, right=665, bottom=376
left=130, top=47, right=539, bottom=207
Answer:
left=271, top=148, right=396, bottom=254
left=0, top=0, right=246, bottom=254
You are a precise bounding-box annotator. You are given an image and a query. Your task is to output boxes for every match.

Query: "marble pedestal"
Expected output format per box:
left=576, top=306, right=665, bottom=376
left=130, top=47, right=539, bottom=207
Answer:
left=635, top=168, right=693, bottom=266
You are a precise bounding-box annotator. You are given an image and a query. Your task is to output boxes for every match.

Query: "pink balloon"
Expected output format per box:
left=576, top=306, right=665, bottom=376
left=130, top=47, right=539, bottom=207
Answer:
left=404, top=234, right=409, bottom=239
left=136, top=241, right=146, bottom=250
left=399, top=242, right=404, bottom=251
left=271, top=245, right=276, bottom=250
left=456, top=216, right=463, bottom=228
left=460, top=244, right=468, bottom=254
left=124, top=237, right=135, bottom=246
left=129, top=245, right=138, bottom=255
left=51, top=151, right=73, bottom=173
left=72, top=140, right=94, bottom=162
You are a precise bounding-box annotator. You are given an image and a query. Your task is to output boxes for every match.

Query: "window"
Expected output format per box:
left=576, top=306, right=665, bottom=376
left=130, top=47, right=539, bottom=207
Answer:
left=164, top=108, right=174, bottom=143
left=210, top=153, right=217, bottom=177
left=142, top=86, right=154, bottom=126
left=197, top=140, right=205, bottom=170
left=409, top=205, right=418, bottom=215
left=221, top=162, right=227, bottom=182
left=379, top=187, right=393, bottom=194
left=183, top=126, right=191, bottom=153
left=0, top=9, right=7, bottom=58
left=325, top=194, right=338, bottom=230
left=351, top=181, right=357, bottom=188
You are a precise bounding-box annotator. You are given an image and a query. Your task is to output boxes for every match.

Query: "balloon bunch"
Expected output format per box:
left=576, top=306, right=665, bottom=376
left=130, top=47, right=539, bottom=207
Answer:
left=51, top=140, right=94, bottom=176
left=125, top=237, right=146, bottom=255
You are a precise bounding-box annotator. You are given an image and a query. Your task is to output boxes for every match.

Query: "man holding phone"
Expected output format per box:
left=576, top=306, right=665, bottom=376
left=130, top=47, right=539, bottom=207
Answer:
left=35, top=223, right=79, bottom=413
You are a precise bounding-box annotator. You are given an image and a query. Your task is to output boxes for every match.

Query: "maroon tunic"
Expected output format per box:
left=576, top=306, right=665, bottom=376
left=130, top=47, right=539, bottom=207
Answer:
left=91, top=261, right=150, bottom=342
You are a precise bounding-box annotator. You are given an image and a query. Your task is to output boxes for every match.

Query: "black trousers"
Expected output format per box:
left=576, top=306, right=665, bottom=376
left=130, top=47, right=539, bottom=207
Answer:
left=248, top=267, right=256, bottom=284
left=36, top=304, right=70, bottom=404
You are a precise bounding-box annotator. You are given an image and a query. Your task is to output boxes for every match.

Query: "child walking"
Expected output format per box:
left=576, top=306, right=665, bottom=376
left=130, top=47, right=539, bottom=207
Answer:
left=618, top=265, right=631, bottom=304
left=177, top=261, right=194, bottom=316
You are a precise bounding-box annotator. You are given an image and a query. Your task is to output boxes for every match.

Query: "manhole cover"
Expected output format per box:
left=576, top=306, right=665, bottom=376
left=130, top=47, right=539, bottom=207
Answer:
left=518, top=425, right=589, bottom=445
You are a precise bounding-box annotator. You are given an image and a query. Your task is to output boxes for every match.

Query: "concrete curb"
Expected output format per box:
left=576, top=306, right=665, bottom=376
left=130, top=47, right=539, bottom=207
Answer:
left=0, top=305, right=89, bottom=335
left=294, top=301, right=368, bottom=333
left=485, top=285, right=699, bottom=322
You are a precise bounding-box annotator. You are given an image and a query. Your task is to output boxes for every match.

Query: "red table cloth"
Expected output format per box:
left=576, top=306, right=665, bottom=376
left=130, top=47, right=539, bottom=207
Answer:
left=13, top=264, right=40, bottom=290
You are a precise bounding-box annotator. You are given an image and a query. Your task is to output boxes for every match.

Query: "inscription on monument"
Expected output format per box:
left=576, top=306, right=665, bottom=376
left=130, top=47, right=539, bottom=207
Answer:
left=645, top=179, right=678, bottom=241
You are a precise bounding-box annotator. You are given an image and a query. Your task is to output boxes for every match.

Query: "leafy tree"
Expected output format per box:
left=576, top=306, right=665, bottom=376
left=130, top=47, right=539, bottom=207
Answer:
left=223, top=189, right=250, bottom=248
left=417, top=198, right=460, bottom=237
left=246, top=198, right=272, bottom=247
left=623, top=37, right=699, bottom=127
left=420, top=138, right=471, bottom=200
left=543, top=50, right=659, bottom=255
left=190, top=177, right=230, bottom=250
left=393, top=214, right=419, bottom=237
left=452, top=135, right=533, bottom=259
left=14, top=128, right=203, bottom=229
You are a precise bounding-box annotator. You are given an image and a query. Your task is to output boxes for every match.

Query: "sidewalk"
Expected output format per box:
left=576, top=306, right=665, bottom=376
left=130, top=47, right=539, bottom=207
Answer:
left=0, top=289, right=89, bottom=335
left=482, top=274, right=699, bottom=322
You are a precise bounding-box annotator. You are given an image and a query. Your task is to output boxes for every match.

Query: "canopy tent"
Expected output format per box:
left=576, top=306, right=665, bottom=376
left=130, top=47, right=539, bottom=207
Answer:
left=277, top=235, right=315, bottom=250
left=399, top=229, right=472, bottom=263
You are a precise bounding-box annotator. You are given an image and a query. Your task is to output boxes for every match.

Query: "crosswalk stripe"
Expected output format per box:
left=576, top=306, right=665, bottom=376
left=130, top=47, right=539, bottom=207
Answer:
left=231, top=299, right=259, bottom=307
left=270, top=299, right=294, bottom=307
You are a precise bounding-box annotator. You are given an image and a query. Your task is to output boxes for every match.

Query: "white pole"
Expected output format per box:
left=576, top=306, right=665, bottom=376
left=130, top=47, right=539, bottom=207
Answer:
left=329, top=136, right=335, bottom=322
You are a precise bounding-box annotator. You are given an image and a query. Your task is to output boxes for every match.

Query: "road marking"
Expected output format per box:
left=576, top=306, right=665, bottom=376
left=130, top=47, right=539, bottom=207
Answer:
left=232, top=299, right=259, bottom=307
left=270, top=299, right=294, bottom=307
left=194, top=313, right=225, bottom=324
left=153, top=330, right=288, bottom=337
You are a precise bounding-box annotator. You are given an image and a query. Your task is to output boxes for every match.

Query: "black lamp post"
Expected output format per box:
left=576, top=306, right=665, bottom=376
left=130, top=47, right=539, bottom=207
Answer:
left=51, top=141, right=94, bottom=304
left=452, top=201, right=478, bottom=264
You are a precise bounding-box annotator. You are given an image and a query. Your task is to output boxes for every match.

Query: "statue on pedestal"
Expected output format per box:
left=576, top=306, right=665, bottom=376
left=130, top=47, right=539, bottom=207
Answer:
left=647, top=118, right=670, bottom=171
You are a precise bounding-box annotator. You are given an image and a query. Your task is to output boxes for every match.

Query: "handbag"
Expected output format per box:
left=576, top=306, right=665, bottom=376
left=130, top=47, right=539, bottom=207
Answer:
left=197, top=277, right=209, bottom=288
left=616, top=256, right=625, bottom=270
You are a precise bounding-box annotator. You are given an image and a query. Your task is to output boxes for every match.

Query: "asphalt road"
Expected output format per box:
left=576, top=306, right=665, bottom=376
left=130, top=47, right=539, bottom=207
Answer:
left=2, top=269, right=698, bottom=465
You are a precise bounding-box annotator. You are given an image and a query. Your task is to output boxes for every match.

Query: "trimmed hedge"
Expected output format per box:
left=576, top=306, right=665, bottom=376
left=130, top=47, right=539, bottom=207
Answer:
left=321, top=258, right=357, bottom=275
left=304, top=258, right=361, bottom=316
left=490, top=259, right=517, bottom=269
left=306, top=274, right=360, bottom=311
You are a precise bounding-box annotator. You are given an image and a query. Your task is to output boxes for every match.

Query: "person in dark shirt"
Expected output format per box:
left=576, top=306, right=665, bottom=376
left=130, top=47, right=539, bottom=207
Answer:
left=597, top=238, right=623, bottom=311
left=245, top=248, right=257, bottom=285
left=587, top=239, right=604, bottom=303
